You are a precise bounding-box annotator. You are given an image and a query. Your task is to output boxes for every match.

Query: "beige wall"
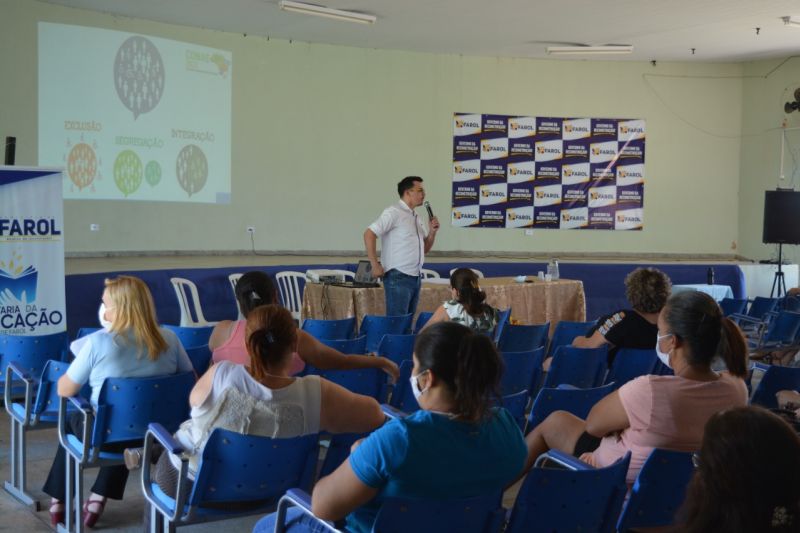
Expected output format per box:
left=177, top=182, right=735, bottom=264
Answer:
left=738, top=57, right=800, bottom=267
left=2, top=0, right=754, bottom=257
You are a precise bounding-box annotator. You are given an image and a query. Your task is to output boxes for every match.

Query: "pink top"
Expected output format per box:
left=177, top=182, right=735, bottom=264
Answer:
left=211, top=320, right=306, bottom=375
left=589, top=373, right=747, bottom=484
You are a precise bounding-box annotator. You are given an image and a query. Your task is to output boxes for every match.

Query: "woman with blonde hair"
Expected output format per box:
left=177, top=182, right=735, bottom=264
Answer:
left=43, top=275, right=193, bottom=528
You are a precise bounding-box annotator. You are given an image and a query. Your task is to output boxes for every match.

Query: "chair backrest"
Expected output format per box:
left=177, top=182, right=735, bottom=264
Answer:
left=616, top=448, right=695, bottom=532
left=360, top=314, right=414, bottom=353
left=785, top=296, right=800, bottom=313
left=301, top=317, right=356, bottom=340
left=373, top=492, right=505, bottom=533
left=604, top=348, right=658, bottom=389
left=543, top=345, right=608, bottom=389
left=317, top=335, right=367, bottom=355
left=93, top=371, right=195, bottom=446
left=32, top=359, right=71, bottom=419
left=527, top=382, right=616, bottom=432
left=750, top=365, right=800, bottom=409
left=377, top=333, right=416, bottom=365
left=228, top=273, right=244, bottom=319
left=747, top=297, right=779, bottom=319
left=493, top=308, right=512, bottom=343
left=0, top=332, right=69, bottom=385
left=762, top=311, right=800, bottom=345
left=275, top=271, right=305, bottom=321
left=162, top=324, right=215, bottom=348
left=170, top=277, right=212, bottom=327
left=189, top=429, right=319, bottom=506
left=497, top=322, right=549, bottom=352
left=318, top=431, right=367, bottom=478
left=500, top=347, right=545, bottom=396
left=449, top=267, right=485, bottom=279
left=313, top=367, right=385, bottom=401
left=546, top=320, right=595, bottom=358
left=719, top=297, right=748, bottom=317
left=185, top=345, right=212, bottom=375
left=75, top=327, right=101, bottom=339
left=390, top=360, right=420, bottom=413
left=420, top=268, right=441, bottom=280
left=506, top=454, right=631, bottom=533
left=414, top=311, right=433, bottom=333
left=498, top=390, right=529, bottom=432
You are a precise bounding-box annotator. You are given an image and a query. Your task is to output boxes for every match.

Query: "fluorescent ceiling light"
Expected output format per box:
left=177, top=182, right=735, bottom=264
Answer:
left=279, top=1, right=376, bottom=24
left=546, top=45, right=633, bottom=55
left=782, top=16, right=800, bottom=27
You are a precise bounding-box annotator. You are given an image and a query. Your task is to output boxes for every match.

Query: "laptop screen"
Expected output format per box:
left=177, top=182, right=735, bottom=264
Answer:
left=355, top=260, right=376, bottom=283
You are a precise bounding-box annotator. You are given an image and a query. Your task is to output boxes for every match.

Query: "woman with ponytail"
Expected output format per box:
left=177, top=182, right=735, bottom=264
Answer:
left=422, top=268, right=499, bottom=334
left=253, top=321, right=527, bottom=533
left=521, top=290, right=748, bottom=485
left=149, top=304, right=385, bottom=499
left=210, top=271, right=399, bottom=380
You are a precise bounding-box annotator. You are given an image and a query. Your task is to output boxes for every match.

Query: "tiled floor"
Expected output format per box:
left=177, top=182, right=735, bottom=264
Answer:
left=0, top=410, right=525, bottom=532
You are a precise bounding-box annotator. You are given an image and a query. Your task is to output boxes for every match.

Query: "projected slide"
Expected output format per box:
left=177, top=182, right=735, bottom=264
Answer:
left=38, top=22, right=232, bottom=203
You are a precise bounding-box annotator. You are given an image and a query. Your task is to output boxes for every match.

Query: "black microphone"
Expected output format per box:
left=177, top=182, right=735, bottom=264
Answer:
left=424, top=201, right=434, bottom=219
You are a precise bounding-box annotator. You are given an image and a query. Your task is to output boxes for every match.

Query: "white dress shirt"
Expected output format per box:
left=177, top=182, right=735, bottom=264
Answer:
left=368, top=200, right=429, bottom=276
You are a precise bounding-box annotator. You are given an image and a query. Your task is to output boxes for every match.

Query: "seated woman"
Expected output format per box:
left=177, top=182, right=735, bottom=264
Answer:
left=149, top=304, right=386, bottom=500
left=43, top=275, right=194, bottom=528
left=253, top=321, right=527, bottom=533
left=570, top=267, right=671, bottom=367
left=524, top=290, right=748, bottom=485
left=210, top=271, right=399, bottom=380
left=422, top=267, right=499, bottom=335
left=679, top=406, right=800, bottom=533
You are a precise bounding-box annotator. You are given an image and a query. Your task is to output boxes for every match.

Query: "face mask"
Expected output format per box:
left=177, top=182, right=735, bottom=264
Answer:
left=655, top=333, right=673, bottom=368
left=98, top=303, right=113, bottom=330
left=410, top=370, right=429, bottom=404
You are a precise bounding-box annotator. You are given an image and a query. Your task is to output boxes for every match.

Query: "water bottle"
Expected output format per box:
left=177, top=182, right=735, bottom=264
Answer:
left=706, top=267, right=714, bottom=285
left=547, top=259, right=560, bottom=281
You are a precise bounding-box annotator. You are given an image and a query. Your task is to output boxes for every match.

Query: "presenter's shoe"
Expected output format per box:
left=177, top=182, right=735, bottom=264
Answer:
left=83, top=498, right=106, bottom=528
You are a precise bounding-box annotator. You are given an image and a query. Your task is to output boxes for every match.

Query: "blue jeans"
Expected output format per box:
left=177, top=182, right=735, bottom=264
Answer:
left=382, top=269, right=421, bottom=316
left=252, top=508, right=333, bottom=533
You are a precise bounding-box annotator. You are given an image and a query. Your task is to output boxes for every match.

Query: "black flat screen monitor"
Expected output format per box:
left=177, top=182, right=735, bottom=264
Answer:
left=763, top=190, right=800, bottom=244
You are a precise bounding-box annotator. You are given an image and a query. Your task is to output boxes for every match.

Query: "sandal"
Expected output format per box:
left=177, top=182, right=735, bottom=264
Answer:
left=82, top=497, right=106, bottom=528
left=49, top=500, right=64, bottom=528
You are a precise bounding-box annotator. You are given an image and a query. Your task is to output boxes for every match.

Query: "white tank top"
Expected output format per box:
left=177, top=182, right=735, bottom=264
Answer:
left=171, top=361, right=321, bottom=475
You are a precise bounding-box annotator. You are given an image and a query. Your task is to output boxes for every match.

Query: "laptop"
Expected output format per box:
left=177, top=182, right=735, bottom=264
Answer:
left=330, top=260, right=380, bottom=288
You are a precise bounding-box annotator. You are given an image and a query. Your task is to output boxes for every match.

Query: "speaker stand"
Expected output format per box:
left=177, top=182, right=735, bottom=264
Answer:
left=770, top=243, right=787, bottom=298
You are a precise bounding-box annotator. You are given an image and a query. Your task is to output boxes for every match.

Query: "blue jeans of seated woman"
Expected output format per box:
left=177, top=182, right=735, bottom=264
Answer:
left=382, top=269, right=421, bottom=317
left=252, top=508, right=336, bottom=533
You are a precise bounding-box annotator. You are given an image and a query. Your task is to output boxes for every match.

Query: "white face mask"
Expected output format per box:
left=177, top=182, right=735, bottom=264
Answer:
left=98, top=303, right=113, bottom=330
left=655, top=333, right=673, bottom=368
left=410, top=370, right=429, bottom=405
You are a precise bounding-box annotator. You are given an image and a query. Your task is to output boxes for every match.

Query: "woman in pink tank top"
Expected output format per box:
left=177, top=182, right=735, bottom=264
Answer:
left=210, top=271, right=399, bottom=380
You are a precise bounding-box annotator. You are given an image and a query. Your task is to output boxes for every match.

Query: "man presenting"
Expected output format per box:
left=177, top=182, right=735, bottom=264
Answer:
left=364, top=176, right=440, bottom=316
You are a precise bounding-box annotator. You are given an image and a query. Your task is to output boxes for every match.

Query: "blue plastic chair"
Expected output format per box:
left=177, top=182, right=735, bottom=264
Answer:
left=301, top=317, right=357, bottom=341
left=500, top=347, right=545, bottom=396
left=749, top=311, right=800, bottom=352
left=162, top=324, right=215, bottom=348
left=498, top=390, right=529, bottom=432
left=604, top=348, right=658, bottom=390
left=377, top=333, right=416, bottom=366
left=616, top=448, right=695, bottom=532
left=390, top=360, right=419, bottom=413
left=3, top=359, right=78, bottom=508
left=546, top=320, right=595, bottom=358
left=719, top=298, right=748, bottom=317
left=413, top=312, right=433, bottom=334
left=497, top=322, right=549, bottom=352
left=492, top=308, right=511, bottom=343
left=750, top=363, right=800, bottom=409
left=731, top=297, right=780, bottom=334
left=526, top=382, right=616, bottom=433
left=543, top=345, right=608, bottom=389
left=274, top=488, right=505, bottom=533
left=75, top=327, right=101, bottom=340
left=185, top=345, right=212, bottom=375
left=318, top=431, right=367, bottom=479
left=360, top=314, right=413, bottom=353
left=57, top=372, right=195, bottom=533
left=318, top=335, right=367, bottom=354
left=784, top=296, right=800, bottom=313
left=505, top=451, right=631, bottom=533
left=312, top=367, right=385, bottom=401
left=0, top=332, right=69, bottom=395
left=143, top=426, right=319, bottom=532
